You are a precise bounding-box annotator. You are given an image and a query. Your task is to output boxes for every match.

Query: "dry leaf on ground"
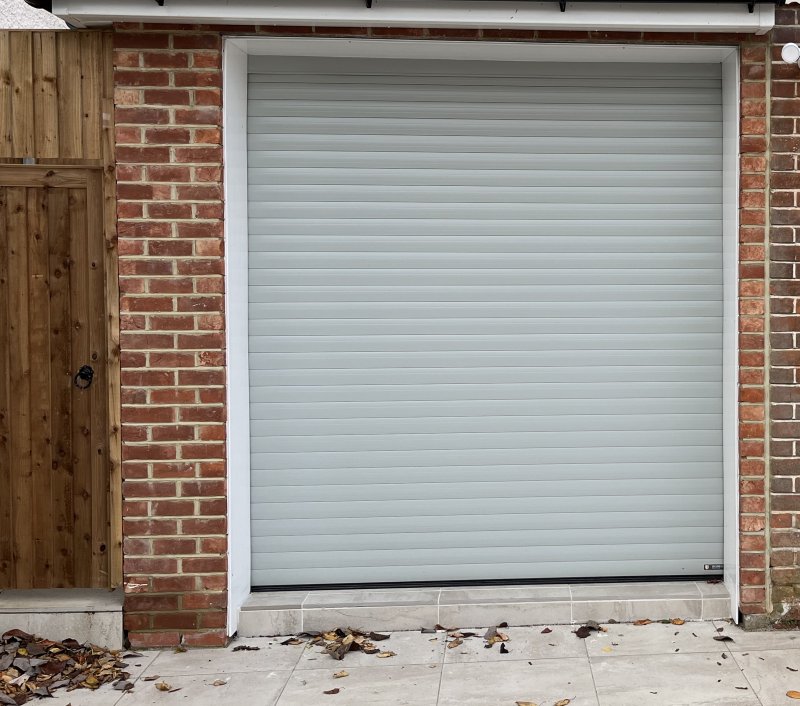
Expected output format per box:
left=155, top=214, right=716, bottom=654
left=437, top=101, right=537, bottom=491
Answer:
left=232, top=645, right=260, bottom=652
left=671, top=618, right=686, bottom=626
left=285, top=628, right=393, bottom=661
left=633, top=619, right=652, bottom=626
left=0, top=629, right=137, bottom=704
left=211, top=679, right=227, bottom=686
left=333, top=671, right=348, bottom=679
left=447, top=639, right=463, bottom=649
left=788, top=691, right=800, bottom=699
left=541, top=627, right=552, bottom=634
left=713, top=635, right=734, bottom=643
left=377, top=651, right=396, bottom=658
left=554, top=700, right=572, bottom=706
left=324, top=687, right=340, bottom=695
left=515, top=701, right=538, bottom=705
left=155, top=681, right=171, bottom=691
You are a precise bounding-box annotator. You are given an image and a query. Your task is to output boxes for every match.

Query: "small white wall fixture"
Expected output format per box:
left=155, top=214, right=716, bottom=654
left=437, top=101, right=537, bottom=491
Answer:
left=223, top=37, right=742, bottom=632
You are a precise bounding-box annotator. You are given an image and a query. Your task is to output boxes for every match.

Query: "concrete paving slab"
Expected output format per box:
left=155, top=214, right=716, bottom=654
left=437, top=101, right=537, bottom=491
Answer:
left=584, top=620, right=722, bottom=657
left=278, top=664, right=441, bottom=706
left=148, top=637, right=304, bottom=676
left=590, top=652, right=758, bottom=706
left=730, top=648, right=800, bottom=706
left=714, top=620, right=800, bottom=652
left=443, top=625, right=586, bottom=663
left=297, top=630, right=445, bottom=669
left=439, top=657, right=598, bottom=706
left=121, top=669, right=292, bottom=706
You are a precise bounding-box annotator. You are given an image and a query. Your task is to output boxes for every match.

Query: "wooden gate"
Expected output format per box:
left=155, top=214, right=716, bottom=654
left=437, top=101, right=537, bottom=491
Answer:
left=0, top=166, right=118, bottom=588
left=0, top=29, right=120, bottom=590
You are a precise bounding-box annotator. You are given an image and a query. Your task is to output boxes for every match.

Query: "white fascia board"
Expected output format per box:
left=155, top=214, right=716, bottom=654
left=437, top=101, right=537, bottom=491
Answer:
left=53, top=1, right=775, bottom=34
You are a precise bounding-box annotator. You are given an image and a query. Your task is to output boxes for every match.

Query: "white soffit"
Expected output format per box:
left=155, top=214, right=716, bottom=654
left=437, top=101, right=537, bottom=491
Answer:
left=53, top=1, right=775, bottom=34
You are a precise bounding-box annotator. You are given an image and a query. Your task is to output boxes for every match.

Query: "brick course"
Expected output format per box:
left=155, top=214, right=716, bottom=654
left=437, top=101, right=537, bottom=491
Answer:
left=114, top=23, right=771, bottom=646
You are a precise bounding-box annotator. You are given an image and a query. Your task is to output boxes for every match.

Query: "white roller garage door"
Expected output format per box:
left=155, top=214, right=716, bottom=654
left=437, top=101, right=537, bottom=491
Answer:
left=246, top=55, right=724, bottom=587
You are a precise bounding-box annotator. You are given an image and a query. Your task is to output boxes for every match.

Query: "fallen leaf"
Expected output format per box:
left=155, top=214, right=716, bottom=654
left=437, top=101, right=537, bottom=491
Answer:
left=541, top=627, right=552, bottom=634
left=155, top=681, right=172, bottom=692
left=369, top=632, right=390, bottom=641
left=114, top=681, right=134, bottom=692
left=574, top=626, right=592, bottom=639
left=333, top=670, right=348, bottom=679
left=281, top=638, right=304, bottom=646
left=447, top=639, right=463, bottom=649
left=324, top=688, right=340, bottom=695
left=211, top=679, right=227, bottom=686
left=232, top=645, right=260, bottom=652
left=497, top=622, right=508, bottom=628
left=377, top=651, right=396, bottom=658
left=515, top=702, right=538, bottom=706
left=142, top=675, right=160, bottom=681
left=671, top=619, right=686, bottom=626
left=735, top=686, right=748, bottom=690
left=554, top=700, right=571, bottom=706
left=173, top=646, right=187, bottom=653
left=633, top=619, right=652, bottom=626
left=499, top=643, right=509, bottom=654
left=788, top=667, right=798, bottom=672
left=788, top=690, right=800, bottom=699
left=713, top=635, right=734, bottom=643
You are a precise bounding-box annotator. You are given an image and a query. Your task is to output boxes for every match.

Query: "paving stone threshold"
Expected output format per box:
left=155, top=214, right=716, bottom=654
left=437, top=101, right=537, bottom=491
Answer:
left=238, top=581, right=730, bottom=637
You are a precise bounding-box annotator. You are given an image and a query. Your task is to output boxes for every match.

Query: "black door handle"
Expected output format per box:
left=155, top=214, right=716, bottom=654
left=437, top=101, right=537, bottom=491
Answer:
left=73, top=365, right=94, bottom=389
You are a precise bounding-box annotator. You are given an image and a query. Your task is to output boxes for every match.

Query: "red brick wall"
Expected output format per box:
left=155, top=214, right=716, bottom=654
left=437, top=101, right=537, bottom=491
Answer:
left=769, top=5, right=800, bottom=622
left=113, top=24, right=770, bottom=646
left=114, top=28, right=227, bottom=648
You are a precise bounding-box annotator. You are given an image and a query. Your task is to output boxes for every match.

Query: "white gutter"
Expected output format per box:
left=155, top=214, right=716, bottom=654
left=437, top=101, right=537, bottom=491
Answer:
left=54, top=1, right=776, bottom=34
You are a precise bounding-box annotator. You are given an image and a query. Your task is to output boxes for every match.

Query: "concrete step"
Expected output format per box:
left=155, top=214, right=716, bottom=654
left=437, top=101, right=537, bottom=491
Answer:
left=0, top=588, right=123, bottom=649
left=237, top=581, right=730, bottom=637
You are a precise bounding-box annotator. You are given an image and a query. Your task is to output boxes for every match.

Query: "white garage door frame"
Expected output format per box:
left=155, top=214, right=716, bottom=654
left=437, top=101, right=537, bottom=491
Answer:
left=223, top=36, right=741, bottom=636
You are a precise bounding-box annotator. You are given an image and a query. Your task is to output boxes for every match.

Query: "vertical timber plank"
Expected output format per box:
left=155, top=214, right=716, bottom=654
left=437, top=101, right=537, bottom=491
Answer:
left=101, top=30, right=123, bottom=588
left=80, top=33, right=101, bottom=161
left=0, top=188, right=13, bottom=585
left=7, top=187, right=32, bottom=588
left=27, top=187, right=53, bottom=587
left=33, top=32, right=59, bottom=159
left=69, top=187, right=92, bottom=587
left=87, top=171, right=109, bottom=587
left=0, top=34, right=12, bottom=157
left=47, top=187, right=74, bottom=587
left=56, top=34, right=83, bottom=159
left=9, top=33, right=34, bottom=158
